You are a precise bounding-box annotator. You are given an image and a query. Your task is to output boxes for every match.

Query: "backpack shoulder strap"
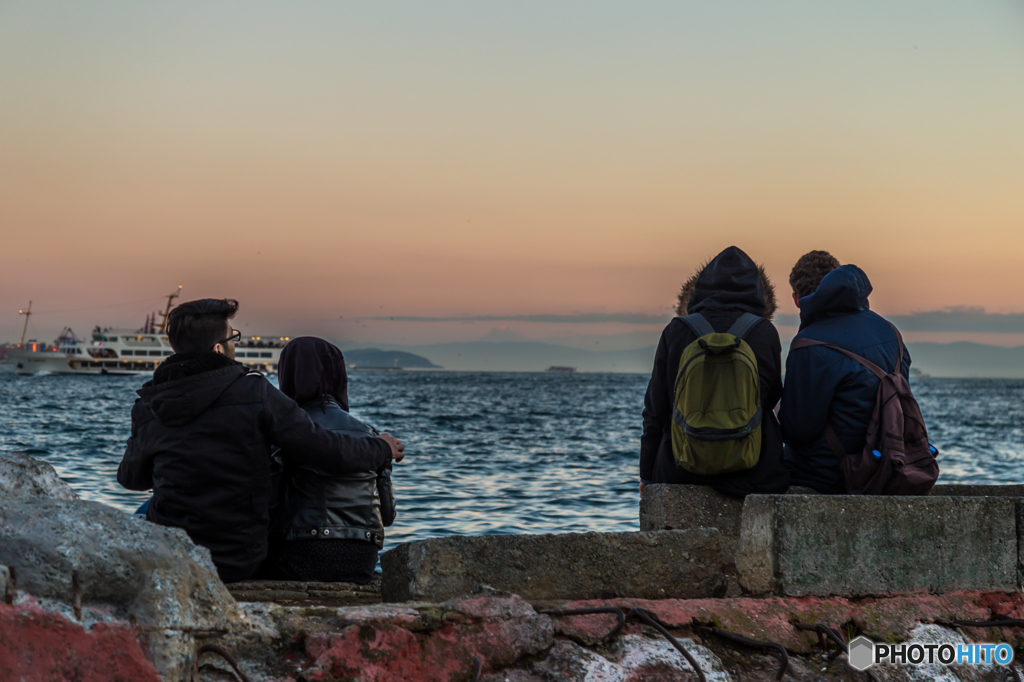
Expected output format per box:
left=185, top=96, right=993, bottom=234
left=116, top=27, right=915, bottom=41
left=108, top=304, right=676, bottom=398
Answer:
left=790, top=337, right=887, bottom=379
left=679, top=313, right=715, bottom=338
left=725, top=312, right=764, bottom=340
left=890, top=323, right=905, bottom=374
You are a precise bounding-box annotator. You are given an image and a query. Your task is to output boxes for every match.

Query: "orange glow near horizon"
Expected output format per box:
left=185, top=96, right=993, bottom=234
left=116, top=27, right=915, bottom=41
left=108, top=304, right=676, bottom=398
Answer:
left=2, top=3, right=1023, bottom=345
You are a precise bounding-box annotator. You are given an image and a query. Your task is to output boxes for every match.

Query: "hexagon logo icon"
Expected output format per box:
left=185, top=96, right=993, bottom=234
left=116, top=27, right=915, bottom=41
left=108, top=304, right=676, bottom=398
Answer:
left=848, top=636, right=875, bottom=671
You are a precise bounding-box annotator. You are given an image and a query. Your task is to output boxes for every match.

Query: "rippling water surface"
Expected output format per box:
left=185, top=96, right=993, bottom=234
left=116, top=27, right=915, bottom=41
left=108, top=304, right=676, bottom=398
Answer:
left=1, top=367, right=1023, bottom=549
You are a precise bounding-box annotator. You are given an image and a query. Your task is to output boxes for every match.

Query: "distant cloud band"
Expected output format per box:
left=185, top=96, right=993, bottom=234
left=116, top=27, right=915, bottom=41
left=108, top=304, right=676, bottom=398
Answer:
left=362, top=313, right=670, bottom=324
left=367, top=307, right=1024, bottom=332
left=775, top=307, right=1024, bottom=333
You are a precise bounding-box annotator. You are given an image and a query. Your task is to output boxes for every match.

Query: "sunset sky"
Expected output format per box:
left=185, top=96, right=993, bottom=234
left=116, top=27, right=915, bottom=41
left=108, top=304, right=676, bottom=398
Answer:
left=3, top=1, right=1023, bottom=348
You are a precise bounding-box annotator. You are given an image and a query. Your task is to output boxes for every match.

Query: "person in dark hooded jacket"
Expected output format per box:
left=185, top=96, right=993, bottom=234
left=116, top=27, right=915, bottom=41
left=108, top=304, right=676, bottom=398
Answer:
left=640, top=246, right=790, bottom=497
left=117, top=299, right=405, bottom=583
left=780, top=262, right=911, bottom=494
left=262, top=337, right=395, bottom=583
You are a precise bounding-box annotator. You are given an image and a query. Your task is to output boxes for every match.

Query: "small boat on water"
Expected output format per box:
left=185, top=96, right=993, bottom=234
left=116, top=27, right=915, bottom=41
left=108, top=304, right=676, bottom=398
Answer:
left=8, top=288, right=289, bottom=376
left=545, top=365, right=578, bottom=373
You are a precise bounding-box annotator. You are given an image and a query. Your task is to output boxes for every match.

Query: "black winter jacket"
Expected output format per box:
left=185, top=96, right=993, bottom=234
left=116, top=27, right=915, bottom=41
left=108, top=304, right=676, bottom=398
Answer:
left=271, top=398, right=393, bottom=548
left=780, top=265, right=911, bottom=494
left=640, top=247, right=790, bottom=497
left=117, top=352, right=392, bottom=583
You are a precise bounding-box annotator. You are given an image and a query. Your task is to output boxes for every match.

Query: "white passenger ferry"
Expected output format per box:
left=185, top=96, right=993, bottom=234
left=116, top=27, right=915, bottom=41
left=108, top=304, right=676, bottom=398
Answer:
left=9, top=289, right=288, bottom=376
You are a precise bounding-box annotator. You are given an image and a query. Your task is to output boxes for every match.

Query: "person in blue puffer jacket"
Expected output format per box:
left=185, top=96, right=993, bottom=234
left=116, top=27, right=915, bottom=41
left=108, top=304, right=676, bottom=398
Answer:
left=780, top=253, right=911, bottom=494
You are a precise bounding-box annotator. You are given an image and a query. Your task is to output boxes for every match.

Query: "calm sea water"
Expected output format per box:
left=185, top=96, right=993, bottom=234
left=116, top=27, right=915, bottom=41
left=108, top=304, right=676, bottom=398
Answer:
left=1, top=367, right=1023, bottom=549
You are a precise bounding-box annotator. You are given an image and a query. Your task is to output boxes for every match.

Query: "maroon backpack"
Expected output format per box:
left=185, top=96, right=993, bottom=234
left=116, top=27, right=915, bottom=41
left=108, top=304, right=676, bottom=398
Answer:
left=790, top=325, right=939, bottom=495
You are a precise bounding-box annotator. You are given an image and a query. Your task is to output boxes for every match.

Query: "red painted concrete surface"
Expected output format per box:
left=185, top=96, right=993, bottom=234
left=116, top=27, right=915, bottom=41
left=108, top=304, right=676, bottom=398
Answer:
left=302, top=595, right=551, bottom=682
left=0, top=602, right=160, bottom=682
left=293, top=591, right=1024, bottom=681
left=6, top=590, right=1024, bottom=680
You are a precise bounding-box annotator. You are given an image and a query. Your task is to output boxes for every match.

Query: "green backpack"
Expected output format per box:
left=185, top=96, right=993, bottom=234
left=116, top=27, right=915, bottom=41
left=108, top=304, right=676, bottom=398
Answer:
left=671, top=312, right=764, bottom=475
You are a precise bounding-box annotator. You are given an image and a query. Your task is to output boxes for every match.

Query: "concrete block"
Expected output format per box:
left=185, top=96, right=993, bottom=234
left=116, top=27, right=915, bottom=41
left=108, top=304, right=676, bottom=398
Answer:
left=381, top=530, right=729, bottom=603
left=930, top=484, right=1024, bottom=497
left=227, top=576, right=382, bottom=606
left=639, top=484, right=821, bottom=559
left=928, top=485, right=1024, bottom=590
left=639, top=484, right=744, bottom=538
left=639, top=485, right=744, bottom=534
left=736, top=495, right=1016, bottom=597
left=642, top=484, right=1024, bottom=540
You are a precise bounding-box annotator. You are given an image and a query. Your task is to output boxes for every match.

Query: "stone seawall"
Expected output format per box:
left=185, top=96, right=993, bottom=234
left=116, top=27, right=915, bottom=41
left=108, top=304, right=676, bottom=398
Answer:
left=643, top=483, right=1024, bottom=595
left=4, top=454, right=1024, bottom=681
left=380, top=529, right=729, bottom=602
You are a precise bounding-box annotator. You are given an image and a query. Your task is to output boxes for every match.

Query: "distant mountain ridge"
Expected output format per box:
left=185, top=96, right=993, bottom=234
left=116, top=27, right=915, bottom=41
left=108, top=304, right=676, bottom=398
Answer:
left=339, top=340, right=1024, bottom=377
left=901, top=342, right=1024, bottom=379
left=344, top=348, right=442, bottom=369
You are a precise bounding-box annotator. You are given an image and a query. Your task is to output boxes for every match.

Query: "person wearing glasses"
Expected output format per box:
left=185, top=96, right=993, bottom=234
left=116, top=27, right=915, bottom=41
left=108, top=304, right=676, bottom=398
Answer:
left=117, top=298, right=405, bottom=584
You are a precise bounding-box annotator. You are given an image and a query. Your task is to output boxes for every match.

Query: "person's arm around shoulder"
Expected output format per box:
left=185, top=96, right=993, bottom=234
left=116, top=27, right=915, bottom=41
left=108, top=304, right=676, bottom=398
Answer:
left=639, top=327, right=673, bottom=494
left=261, top=380, right=404, bottom=473
left=117, top=399, right=156, bottom=491
left=779, top=342, right=836, bottom=446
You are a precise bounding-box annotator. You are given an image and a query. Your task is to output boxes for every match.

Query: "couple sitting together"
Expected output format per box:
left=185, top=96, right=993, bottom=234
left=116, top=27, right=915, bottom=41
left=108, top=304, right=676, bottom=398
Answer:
left=117, top=299, right=402, bottom=584
left=640, top=246, right=938, bottom=497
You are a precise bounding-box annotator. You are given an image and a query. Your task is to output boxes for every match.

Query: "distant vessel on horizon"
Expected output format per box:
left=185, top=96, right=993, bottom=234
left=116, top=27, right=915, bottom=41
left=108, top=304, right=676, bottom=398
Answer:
left=545, top=365, right=578, bottom=373
left=8, top=288, right=290, bottom=376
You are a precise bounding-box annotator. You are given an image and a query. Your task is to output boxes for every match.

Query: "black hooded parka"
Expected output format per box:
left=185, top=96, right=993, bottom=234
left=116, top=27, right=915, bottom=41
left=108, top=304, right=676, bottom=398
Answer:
left=117, top=352, right=392, bottom=583
left=640, top=247, right=790, bottom=497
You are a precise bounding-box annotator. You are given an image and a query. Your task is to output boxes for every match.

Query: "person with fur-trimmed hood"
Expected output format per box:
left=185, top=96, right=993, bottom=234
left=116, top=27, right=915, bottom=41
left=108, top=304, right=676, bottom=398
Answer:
left=639, top=246, right=790, bottom=497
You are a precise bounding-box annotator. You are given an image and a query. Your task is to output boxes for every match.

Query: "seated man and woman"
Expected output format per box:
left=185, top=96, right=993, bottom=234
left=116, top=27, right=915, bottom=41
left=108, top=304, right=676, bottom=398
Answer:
left=118, top=299, right=404, bottom=583
left=640, top=246, right=934, bottom=497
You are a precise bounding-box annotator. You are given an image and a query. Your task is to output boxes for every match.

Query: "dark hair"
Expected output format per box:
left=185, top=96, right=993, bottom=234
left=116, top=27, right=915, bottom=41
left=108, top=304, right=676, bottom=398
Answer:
left=789, top=251, right=840, bottom=299
left=166, top=298, right=239, bottom=353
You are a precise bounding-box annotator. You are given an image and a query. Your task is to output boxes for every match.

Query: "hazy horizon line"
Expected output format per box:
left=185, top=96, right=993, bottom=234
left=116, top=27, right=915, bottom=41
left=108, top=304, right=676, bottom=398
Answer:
left=362, top=306, right=1024, bottom=334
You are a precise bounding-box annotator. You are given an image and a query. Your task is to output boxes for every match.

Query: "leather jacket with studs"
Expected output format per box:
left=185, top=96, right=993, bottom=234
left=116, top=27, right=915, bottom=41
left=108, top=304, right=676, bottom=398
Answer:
left=270, top=398, right=395, bottom=549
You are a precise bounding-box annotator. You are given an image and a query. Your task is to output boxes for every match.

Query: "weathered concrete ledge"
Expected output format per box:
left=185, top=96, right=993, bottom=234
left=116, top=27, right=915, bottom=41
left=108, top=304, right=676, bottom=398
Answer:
left=736, top=494, right=1017, bottom=597
left=381, top=529, right=729, bottom=603
left=930, top=484, right=1024, bottom=497
left=639, top=484, right=745, bottom=536
left=643, top=484, right=1024, bottom=591
left=639, top=484, right=822, bottom=552
left=227, top=576, right=382, bottom=606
